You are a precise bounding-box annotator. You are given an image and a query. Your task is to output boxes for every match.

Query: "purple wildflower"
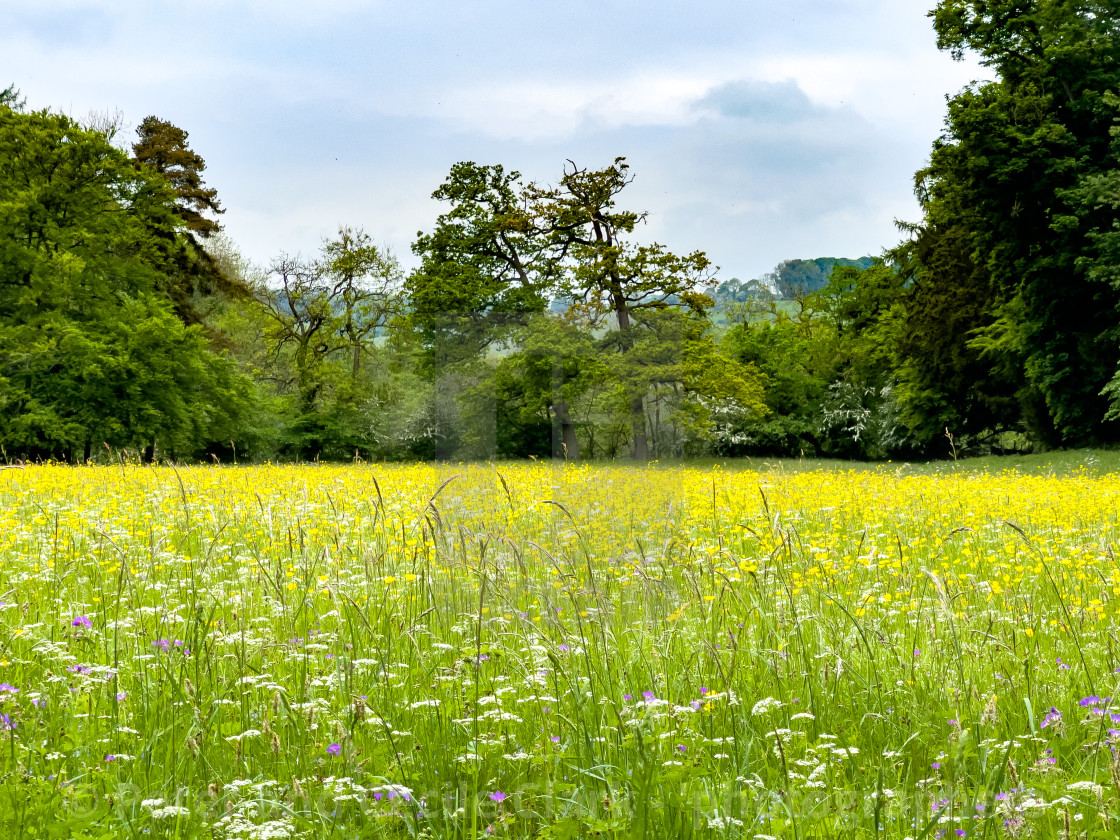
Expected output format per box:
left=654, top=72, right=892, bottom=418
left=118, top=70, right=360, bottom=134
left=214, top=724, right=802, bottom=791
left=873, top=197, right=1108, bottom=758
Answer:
left=327, top=743, right=342, bottom=756
left=1041, top=707, right=1062, bottom=728
left=0, top=684, right=17, bottom=694
left=489, top=790, right=507, bottom=803
left=71, top=616, right=91, bottom=628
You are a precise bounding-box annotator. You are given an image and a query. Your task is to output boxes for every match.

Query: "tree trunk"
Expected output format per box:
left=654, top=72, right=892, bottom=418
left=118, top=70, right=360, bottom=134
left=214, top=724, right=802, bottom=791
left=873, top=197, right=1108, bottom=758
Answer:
left=551, top=400, right=580, bottom=460
left=611, top=280, right=648, bottom=460
left=630, top=395, right=648, bottom=460
left=83, top=440, right=91, bottom=463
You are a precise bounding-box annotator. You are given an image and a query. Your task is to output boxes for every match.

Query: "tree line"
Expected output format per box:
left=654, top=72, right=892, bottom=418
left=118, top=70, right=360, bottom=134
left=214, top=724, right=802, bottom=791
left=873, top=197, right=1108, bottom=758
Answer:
left=2, top=0, right=1119, bottom=463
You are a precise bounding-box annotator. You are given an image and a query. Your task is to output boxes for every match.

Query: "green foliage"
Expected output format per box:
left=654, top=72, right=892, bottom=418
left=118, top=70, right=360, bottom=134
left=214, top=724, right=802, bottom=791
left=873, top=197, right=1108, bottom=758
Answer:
left=489, top=316, right=608, bottom=459
left=253, top=227, right=403, bottom=459
left=766, top=256, right=876, bottom=299
left=15, top=6, right=1120, bottom=465
left=406, top=157, right=749, bottom=460
left=721, top=264, right=915, bottom=459
left=723, top=297, right=837, bottom=455
left=0, top=103, right=258, bottom=461
left=893, top=0, right=1120, bottom=451
left=530, top=157, right=719, bottom=458
left=408, top=162, right=555, bottom=365
left=2, top=297, right=254, bottom=459
left=0, top=84, right=24, bottom=112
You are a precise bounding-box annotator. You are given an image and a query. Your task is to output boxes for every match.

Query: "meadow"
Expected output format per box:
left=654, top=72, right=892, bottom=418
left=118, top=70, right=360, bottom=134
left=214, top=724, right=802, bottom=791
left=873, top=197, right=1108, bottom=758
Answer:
left=2, top=457, right=1120, bottom=838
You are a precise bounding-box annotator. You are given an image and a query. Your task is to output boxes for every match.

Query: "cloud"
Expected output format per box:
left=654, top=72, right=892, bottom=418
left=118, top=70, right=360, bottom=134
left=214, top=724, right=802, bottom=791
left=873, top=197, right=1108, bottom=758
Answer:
left=193, top=74, right=917, bottom=284
left=694, top=79, right=821, bottom=124
left=412, top=73, right=712, bottom=141
left=2, top=0, right=996, bottom=283
left=607, top=79, right=897, bottom=279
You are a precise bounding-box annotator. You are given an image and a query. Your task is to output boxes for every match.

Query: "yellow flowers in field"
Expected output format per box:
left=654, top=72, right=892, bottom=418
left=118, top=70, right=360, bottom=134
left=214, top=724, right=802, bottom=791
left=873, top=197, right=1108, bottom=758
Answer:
left=2, top=460, right=1120, bottom=837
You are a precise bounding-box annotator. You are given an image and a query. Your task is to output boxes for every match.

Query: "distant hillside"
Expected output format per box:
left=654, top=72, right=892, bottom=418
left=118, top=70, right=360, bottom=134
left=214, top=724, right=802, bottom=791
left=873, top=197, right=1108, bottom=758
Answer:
left=712, top=256, right=877, bottom=304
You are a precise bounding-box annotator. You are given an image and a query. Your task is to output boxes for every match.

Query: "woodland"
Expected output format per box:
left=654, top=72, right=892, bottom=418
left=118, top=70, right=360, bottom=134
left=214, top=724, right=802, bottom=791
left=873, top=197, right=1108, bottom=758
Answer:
left=2, top=1, right=1120, bottom=463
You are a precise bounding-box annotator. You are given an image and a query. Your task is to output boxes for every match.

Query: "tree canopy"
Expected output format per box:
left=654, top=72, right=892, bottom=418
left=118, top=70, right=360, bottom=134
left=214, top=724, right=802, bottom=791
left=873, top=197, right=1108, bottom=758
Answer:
left=7, top=0, right=1120, bottom=466
left=0, top=103, right=256, bottom=461
left=891, top=0, right=1120, bottom=450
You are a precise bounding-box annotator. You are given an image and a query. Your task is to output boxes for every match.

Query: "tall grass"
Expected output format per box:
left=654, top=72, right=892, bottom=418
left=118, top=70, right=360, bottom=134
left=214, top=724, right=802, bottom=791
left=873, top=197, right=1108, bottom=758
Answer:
left=1, top=460, right=1118, bottom=838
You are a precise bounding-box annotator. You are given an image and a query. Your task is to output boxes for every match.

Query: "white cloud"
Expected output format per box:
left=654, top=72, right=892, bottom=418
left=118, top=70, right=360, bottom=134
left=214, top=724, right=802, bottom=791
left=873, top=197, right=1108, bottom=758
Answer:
left=3, top=0, right=995, bottom=281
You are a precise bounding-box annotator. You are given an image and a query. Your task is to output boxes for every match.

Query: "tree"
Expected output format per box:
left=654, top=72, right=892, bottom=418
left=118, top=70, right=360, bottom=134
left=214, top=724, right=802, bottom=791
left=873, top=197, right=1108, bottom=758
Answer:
left=257, top=226, right=402, bottom=457
left=490, top=315, right=610, bottom=459
left=133, top=116, right=222, bottom=237
left=323, top=226, right=405, bottom=389
left=0, top=84, right=24, bottom=111
left=535, top=157, right=718, bottom=458
left=409, top=157, right=738, bottom=459
left=409, top=162, right=556, bottom=365
left=132, top=116, right=249, bottom=321
left=0, top=102, right=256, bottom=460
left=894, top=0, right=1120, bottom=450
left=718, top=263, right=915, bottom=459
left=767, top=257, right=876, bottom=299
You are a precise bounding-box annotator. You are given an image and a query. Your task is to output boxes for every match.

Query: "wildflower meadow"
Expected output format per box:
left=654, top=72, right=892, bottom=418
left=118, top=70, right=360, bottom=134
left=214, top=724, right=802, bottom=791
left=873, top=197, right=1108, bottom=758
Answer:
left=2, top=459, right=1120, bottom=838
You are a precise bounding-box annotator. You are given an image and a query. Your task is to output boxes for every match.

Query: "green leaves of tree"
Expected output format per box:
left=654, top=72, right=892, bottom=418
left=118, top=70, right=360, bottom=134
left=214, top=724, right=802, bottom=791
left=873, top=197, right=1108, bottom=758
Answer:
left=891, top=0, right=1120, bottom=449
left=0, top=102, right=257, bottom=460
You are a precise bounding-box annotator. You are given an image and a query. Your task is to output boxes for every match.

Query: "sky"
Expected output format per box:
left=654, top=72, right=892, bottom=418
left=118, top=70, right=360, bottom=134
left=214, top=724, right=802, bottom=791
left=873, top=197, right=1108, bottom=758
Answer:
left=4, top=0, right=991, bottom=283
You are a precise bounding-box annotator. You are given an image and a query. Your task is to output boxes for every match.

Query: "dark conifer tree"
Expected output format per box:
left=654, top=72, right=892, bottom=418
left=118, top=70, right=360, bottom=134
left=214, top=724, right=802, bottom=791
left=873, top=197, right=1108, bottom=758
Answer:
left=132, top=116, right=250, bottom=320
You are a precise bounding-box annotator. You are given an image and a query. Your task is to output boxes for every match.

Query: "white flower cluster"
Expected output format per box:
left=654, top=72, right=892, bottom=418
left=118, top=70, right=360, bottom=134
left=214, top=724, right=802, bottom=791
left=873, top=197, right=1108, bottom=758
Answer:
left=141, top=798, right=191, bottom=820
left=750, top=696, right=782, bottom=717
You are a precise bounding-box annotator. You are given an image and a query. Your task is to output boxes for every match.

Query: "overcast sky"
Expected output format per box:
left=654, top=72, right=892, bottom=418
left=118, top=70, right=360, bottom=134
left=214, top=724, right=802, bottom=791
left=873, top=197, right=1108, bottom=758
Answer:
left=5, top=0, right=990, bottom=282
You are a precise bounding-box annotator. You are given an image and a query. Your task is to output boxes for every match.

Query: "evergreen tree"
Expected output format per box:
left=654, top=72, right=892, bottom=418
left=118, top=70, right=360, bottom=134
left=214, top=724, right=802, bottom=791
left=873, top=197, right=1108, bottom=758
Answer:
left=894, top=0, right=1120, bottom=449
left=132, top=116, right=249, bottom=322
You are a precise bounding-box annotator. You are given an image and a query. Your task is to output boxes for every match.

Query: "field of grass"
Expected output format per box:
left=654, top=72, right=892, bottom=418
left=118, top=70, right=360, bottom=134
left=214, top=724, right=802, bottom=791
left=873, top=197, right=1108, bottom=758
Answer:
left=2, top=458, right=1120, bottom=838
